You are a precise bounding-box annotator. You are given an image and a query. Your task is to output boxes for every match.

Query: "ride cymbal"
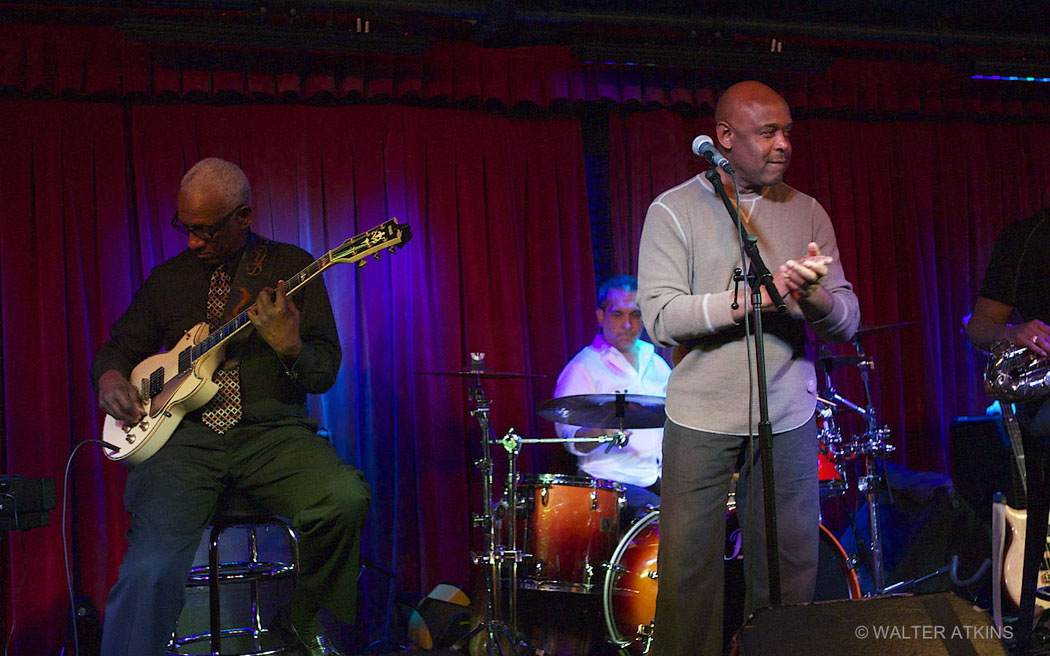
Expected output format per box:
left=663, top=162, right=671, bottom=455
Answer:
left=415, top=367, right=544, bottom=379
left=537, top=393, right=666, bottom=429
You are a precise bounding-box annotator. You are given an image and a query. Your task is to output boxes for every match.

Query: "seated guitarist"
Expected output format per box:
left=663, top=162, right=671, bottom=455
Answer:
left=91, top=157, right=369, bottom=656
left=967, top=207, right=1050, bottom=650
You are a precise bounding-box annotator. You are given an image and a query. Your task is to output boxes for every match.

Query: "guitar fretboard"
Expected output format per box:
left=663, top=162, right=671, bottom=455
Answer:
left=176, top=252, right=335, bottom=376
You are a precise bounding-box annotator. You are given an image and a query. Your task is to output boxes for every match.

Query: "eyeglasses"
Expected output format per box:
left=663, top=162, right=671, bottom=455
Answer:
left=171, top=205, right=244, bottom=241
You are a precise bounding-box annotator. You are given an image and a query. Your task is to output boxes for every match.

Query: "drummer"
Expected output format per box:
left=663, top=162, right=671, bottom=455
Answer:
left=553, top=274, right=672, bottom=523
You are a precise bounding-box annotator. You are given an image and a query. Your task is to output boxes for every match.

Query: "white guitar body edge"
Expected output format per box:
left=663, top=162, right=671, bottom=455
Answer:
left=101, top=323, right=225, bottom=465
left=999, top=501, right=1050, bottom=627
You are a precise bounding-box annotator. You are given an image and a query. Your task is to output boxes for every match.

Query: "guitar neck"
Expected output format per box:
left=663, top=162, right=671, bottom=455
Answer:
left=170, top=218, right=410, bottom=377
left=188, top=251, right=336, bottom=364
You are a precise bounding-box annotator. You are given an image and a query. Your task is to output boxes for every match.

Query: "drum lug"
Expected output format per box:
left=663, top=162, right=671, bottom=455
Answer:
left=541, top=486, right=549, bottom=506
left=590, top=488, right=598, bottom=510
left=646, top=569, right=659, bottom=580
left=637, top=622, right=655, bottom=654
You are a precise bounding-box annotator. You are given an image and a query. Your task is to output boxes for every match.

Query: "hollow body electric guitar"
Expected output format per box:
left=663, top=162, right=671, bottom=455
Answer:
left=101, top=218, right=412, bottom=465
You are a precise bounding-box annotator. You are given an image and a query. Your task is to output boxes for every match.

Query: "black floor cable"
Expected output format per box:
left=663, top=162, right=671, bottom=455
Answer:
left=62, top=439, right=121, bottom=656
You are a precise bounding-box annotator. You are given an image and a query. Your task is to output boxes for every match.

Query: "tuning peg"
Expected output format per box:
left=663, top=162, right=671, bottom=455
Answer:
left=388, top=247, right=396, bottom=254
left=373, top=253, right=381, bottom=261
left=357, top=260, right=367, bottom=268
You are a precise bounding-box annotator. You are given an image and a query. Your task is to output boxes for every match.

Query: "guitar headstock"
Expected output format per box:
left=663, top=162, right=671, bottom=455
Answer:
left=331, top=218, right=413, bottom=266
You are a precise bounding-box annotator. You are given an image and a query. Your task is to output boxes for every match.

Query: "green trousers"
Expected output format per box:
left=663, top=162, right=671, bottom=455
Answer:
left=100, top=416, right=371, bottom=656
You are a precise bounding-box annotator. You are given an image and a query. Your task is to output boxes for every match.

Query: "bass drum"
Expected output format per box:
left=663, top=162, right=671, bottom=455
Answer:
left=602, top=508, right=861, bottom=653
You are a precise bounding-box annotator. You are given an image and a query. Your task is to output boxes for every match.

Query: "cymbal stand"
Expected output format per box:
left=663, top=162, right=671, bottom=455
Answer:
left=843, top=337, right=895, bottom=595
left=495, top=429, right=527, bottom=646
left=452, top=353, right=517, bottom=656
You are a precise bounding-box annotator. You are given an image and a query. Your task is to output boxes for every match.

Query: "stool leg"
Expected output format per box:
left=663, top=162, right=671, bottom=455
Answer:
left=246, top=526, right=262, bottom=646
left=209, top=524, right=223, bottom=656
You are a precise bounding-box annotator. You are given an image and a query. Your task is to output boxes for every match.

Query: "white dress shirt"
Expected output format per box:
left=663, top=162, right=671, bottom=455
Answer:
left=553, top=334, right=671, bottom=487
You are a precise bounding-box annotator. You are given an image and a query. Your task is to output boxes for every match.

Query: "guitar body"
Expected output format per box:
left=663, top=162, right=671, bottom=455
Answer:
left=1001, top=503, right=1050, bottom=615
left=101, top=322, right=225, bottom=465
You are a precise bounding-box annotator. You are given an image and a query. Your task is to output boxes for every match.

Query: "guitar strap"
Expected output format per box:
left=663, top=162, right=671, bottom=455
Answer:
left=225, top=232, right=272, bottom=320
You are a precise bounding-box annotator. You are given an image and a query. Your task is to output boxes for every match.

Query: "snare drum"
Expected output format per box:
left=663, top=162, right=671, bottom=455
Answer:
left=518, top=474, right=625, bottom=593
left=603, top=507, right=860, bottom=653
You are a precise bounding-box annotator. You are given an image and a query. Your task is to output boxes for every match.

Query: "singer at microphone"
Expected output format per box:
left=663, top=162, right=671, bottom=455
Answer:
left=691, top=135, right=734, bottom=175
left=635, top=80, right=861, bottom=656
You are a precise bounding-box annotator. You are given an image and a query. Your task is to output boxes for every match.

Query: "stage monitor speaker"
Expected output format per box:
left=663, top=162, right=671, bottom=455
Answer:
left=949, top=416, right=1016, bottom=525
left=731, top=592, right=1008, bottom=656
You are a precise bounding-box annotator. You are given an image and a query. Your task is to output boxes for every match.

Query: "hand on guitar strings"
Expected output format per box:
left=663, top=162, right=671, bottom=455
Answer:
left=247, top=280, right=303, bottom=360
left=97, top=369, right=146, bottom=424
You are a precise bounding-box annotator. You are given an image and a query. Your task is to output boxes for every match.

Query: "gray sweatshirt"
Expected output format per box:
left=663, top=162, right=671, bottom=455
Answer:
left=637, top=174, right=860, bottom=435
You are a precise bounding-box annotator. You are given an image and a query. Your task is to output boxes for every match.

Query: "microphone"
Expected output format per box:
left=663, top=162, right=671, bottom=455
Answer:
left=691, top=135, right=734, bottom=174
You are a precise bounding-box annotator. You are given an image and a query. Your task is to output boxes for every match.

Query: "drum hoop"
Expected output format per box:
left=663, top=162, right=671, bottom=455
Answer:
left=518, top=473, right=626, bottom=493
left=602, top=507, right=661, bottom=646
left=601, top=511, right=861, bottom=647
left=818, top=523, right=862, bottom=599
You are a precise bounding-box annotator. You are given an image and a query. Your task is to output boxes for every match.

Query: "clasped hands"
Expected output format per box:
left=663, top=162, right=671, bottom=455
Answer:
left=761, top=242, right=831, bottom=309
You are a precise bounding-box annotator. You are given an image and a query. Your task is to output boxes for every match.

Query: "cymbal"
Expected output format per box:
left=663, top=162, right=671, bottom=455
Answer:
left=855, top=321, right=914, bottom=337
left=537, top=393, right=666, bottom=429
left=415, top=367, right=544, bottom=379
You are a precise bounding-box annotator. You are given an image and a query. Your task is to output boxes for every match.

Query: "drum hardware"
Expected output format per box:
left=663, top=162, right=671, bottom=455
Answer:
left=424, top=353, right=546, bottom=656
left=848, top=334, right=896, bottom=595
left=817, top=334, right=898, bottom=594
left=636, top=623, right=655, bottom=655
left=816, top=329, right=906, bottom=595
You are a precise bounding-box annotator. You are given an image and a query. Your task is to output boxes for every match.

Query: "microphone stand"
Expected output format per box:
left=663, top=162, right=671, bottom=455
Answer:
left=705, top=166, right=788, bottom=606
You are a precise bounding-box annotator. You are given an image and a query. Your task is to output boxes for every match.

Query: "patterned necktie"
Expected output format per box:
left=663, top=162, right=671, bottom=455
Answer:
left=201, top=267, right=242, bottom=433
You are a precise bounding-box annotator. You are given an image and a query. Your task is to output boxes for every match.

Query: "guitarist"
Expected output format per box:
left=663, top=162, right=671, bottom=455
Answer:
left=91, top=158, right=369, bottom=656
left=967, top=207, right=1050, bottom=651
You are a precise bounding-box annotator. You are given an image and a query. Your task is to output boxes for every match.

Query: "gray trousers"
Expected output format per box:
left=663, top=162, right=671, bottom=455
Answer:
left=100, top=417, right=371, bottom=656
left=651, top=416, right=819, bottom=656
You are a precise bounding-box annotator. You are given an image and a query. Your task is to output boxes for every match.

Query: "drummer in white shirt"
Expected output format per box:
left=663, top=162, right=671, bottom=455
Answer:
left=553, top=275, right=672, bottom=524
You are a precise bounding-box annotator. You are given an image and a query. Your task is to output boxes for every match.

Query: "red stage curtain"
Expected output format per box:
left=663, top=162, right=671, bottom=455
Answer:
left=608, top=109, right=1050, bottom=473
left=3, top=23, right=1049, bottom=119
left=0, top=99, right=593, bottom=654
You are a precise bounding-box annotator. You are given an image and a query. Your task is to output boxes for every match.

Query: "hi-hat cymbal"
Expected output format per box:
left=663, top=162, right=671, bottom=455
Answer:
left=537, top=393, right=666, bottom=429
left=415, top=367, right=544, bottom=379
left=855, top=321, right=914, bottom=337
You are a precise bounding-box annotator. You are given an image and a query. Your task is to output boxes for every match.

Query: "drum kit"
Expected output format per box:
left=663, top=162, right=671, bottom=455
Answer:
left=419, top=323, right=909, bottom=655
